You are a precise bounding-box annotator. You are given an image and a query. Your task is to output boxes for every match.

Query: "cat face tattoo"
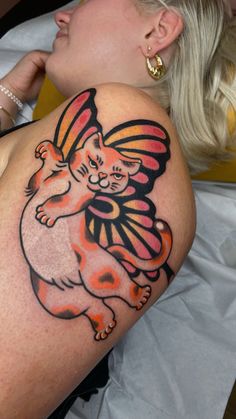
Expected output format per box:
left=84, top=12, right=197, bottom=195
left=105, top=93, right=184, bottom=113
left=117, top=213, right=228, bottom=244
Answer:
left=69, top=133, right=141, bottom=194
left=20, top=88, right=174, bottom=341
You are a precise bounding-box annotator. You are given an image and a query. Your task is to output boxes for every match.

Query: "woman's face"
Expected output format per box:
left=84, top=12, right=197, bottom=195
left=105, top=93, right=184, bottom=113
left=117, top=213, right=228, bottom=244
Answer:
left=46, top=0, right=148, bottom=96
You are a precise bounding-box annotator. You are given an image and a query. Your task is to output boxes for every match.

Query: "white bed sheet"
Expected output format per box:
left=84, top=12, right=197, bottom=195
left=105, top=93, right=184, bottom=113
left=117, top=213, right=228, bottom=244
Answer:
left=66, top=182, right=236, bottom=419
left=0, top=1, right=77, bottom=125
left=0, top=8, right=235, bottom=419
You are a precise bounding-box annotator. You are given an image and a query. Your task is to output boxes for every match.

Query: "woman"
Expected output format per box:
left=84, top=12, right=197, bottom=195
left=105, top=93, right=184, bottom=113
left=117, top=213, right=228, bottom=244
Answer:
left=0, top=1, right=235, bottom=418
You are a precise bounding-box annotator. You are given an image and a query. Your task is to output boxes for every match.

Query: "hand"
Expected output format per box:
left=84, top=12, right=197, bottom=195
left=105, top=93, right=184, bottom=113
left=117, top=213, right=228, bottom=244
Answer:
left=0, top=50, right=50, bottom=103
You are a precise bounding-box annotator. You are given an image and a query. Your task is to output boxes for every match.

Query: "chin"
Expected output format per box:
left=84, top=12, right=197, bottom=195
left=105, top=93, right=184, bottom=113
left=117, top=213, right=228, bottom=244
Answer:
left=88, top=185, right=100, bottom=192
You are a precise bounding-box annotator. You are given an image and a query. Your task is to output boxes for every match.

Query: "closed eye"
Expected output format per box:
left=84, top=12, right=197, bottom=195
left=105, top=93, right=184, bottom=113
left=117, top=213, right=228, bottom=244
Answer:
left=112, top=173, right=125, bottom=180
left=89, top=156, right=98, bottom=170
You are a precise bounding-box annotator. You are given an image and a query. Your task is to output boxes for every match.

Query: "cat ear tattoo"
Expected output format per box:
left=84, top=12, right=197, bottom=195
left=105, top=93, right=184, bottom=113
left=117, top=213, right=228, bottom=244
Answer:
left=20, top=89, right=174, bottom=341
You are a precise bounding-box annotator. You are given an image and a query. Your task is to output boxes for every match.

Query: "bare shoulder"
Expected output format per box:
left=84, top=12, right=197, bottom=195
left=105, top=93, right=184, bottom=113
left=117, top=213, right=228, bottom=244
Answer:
left=0, top=82, right=195, bottom=418
left=93, top=82, right=196, bottom=265
left=2, top=81, right=196, bottom=295
left=3, top=81, right=196, bottom=274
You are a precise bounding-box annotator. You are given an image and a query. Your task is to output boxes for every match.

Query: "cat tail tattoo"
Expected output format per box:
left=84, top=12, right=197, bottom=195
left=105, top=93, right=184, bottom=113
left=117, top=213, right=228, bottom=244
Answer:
left=20, top=88, right=174, bottom=341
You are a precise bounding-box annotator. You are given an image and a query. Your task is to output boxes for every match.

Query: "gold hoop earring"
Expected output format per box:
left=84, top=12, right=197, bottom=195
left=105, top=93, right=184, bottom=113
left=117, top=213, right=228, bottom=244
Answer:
left=146, top=54, right=166, bottom=81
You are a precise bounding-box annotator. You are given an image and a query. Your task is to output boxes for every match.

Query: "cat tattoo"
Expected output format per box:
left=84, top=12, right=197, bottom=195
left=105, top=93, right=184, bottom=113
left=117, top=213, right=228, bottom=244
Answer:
left=20, top=88, right=174, bottom=341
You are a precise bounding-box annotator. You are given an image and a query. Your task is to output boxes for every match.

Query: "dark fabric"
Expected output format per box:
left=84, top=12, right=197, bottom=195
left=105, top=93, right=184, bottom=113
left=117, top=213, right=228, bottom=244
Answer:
left=47, top=350, right=112, bottom=419
left=0, top=121, right=35, bottom=137
left=0, top=0, right=72, bottom=38
left=1, top=122, right=112, bottom=418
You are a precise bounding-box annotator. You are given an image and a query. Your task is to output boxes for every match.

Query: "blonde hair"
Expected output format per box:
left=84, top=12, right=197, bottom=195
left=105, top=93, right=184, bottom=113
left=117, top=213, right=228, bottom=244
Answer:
left=137, top=0, right=236, bottom=173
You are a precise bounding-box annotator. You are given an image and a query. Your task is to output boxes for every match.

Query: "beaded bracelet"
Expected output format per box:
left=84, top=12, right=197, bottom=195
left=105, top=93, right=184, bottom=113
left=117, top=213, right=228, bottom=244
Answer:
left=0, top=84, right=23, bottom=110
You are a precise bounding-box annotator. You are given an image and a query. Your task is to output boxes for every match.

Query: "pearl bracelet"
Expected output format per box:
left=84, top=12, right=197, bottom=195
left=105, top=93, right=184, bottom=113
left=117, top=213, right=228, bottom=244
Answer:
left=0, top=84, right=23, bottom=110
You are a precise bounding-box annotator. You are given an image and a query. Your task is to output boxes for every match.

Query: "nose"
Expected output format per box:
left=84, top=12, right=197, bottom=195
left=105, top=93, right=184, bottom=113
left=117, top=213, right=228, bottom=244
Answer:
left=99, top=173, right=108, bottom=180
left=54, top=7, right=75, bottom=29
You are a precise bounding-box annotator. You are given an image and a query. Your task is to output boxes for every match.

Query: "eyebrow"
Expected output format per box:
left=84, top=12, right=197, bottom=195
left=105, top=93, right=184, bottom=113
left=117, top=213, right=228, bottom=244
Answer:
left=112, top=166, right=122, bottom=172
left=96, top=155, right=103, bottom=165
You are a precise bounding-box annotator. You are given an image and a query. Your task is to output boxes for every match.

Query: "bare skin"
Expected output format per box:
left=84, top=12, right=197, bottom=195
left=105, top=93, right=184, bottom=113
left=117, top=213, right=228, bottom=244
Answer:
left=0, top=83, right=195, bottom=418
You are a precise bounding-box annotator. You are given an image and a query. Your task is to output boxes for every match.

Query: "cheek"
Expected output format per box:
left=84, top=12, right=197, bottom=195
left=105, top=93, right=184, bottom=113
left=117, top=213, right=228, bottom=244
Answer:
left=46, top=2, right=140, bottom=92
left=69, top=5, right=132, bottom=64
left=73, top=27, right=122, bottom=66
left=69, top=153, right=82, bottom=171
left=116, top=177, right=128, bottom=189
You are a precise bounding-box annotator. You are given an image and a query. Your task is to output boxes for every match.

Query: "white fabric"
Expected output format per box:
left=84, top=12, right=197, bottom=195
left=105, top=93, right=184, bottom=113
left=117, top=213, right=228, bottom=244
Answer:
left=66, top=182, right=236, bottom=419
left=1, top=9, right=235, bottom=419
left=0, top=1, right=77, bottom=124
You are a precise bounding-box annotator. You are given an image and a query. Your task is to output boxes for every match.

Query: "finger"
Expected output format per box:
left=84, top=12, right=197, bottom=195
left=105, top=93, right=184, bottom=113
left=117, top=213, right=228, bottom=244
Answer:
left=26, top=50, right=51, bottom=72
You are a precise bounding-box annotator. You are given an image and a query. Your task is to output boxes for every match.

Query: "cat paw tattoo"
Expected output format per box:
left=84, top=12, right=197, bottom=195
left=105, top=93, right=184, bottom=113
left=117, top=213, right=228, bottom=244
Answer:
left=35, top=205, right=56, bottom=227
left=20, top=88, right=174, bottom=341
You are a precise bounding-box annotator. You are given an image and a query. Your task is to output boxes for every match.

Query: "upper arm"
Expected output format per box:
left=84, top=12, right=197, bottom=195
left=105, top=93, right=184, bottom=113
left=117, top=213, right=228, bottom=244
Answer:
left=0, top=83, right=195, bottom=418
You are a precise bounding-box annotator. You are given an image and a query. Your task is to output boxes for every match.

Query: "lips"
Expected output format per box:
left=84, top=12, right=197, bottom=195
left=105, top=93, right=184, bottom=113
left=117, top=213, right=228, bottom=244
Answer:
left=56, top=30, right=67, bottom=39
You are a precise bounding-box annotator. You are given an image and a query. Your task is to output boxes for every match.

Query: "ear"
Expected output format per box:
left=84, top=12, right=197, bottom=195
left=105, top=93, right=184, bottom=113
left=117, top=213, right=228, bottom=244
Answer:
left=120, top=158, right=141, bottom=176
left=83, top=132, right=104, bottom=150
left=141, top=8, right=184, bottom=56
